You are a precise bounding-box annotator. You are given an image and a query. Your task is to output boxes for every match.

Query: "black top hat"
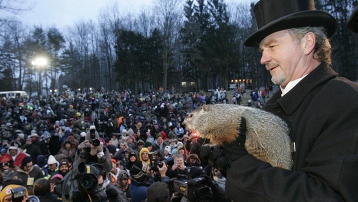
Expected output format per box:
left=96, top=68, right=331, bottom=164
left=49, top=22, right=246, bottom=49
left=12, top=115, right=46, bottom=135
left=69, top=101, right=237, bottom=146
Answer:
left=244, top=0, right=337, bottom=47
left=347, top=6, right=358, bottom=32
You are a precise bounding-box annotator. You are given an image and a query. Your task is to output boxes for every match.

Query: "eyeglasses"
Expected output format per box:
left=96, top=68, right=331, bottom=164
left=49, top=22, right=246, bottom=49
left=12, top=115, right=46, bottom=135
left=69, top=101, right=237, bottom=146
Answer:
left=1, top=162, right=9, bottom=167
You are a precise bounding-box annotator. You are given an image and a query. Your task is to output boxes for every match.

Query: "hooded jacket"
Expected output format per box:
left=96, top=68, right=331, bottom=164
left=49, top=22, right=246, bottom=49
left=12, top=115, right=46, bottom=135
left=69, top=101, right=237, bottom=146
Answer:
left=0, top=149, right=28, bottom=167
left=139, top=147, right=151, bottom=165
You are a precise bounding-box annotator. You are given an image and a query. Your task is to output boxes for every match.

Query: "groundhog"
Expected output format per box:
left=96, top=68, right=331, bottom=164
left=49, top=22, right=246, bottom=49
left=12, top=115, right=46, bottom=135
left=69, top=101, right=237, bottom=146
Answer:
left=183, top=104, right=293, bottom=170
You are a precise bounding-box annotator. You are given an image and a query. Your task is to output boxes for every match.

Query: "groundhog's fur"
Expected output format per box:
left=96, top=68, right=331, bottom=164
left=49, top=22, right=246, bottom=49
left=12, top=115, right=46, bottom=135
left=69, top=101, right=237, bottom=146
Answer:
left=183, top=104, right=293, bottom=170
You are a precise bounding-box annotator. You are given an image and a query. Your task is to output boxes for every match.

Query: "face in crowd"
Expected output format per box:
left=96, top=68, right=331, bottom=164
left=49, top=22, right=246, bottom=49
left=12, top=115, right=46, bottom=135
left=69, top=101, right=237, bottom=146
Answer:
left=59, top=164, right=69, bottom=176
left=141, top=151, right=149, bottom=162
left=23, top=162, right=33, bottom=172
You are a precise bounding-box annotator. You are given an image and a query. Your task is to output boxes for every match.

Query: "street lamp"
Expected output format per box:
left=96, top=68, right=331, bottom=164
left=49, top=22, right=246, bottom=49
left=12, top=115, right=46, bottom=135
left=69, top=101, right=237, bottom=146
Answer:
left=31, top=57, right=48, bottom=68
left=32, top=56, right=48, bottom=97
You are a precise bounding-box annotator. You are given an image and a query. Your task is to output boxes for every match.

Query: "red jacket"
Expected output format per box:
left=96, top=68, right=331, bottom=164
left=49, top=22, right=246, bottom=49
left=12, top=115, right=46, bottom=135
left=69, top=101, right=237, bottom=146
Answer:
left=0, top=151, right=28, bottom=167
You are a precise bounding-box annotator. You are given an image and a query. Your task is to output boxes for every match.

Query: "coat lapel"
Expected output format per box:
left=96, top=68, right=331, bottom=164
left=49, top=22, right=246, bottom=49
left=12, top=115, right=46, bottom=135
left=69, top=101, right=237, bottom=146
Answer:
left=277, top=63, right=338, bottom=115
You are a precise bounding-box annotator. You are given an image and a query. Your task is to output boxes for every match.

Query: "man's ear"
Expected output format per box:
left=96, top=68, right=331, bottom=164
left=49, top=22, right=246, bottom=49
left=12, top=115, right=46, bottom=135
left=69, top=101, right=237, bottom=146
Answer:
left=302, top=32, right=316, bottom=55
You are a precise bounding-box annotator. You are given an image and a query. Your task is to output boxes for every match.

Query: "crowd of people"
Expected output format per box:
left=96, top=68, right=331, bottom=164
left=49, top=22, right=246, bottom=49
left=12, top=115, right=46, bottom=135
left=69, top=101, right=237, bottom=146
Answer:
left=1, top=0, right=358, bottom=201
left=0, top=88, right=244, bottom=202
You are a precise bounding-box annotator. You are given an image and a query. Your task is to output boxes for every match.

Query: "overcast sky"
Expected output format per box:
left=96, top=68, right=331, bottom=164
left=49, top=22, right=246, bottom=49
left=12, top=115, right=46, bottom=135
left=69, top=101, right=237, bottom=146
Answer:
left=16, top=0, right=257, bottom=29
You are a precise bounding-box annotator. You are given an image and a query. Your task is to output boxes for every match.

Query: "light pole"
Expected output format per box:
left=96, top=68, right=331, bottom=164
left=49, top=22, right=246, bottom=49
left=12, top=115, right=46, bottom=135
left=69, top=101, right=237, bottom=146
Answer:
left=31, top=57, right=48, bottom=97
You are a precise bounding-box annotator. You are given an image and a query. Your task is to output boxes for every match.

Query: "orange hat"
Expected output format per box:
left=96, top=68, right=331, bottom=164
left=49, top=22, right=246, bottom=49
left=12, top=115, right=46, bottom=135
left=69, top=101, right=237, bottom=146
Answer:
left=111, top=158, right=117, bottom=164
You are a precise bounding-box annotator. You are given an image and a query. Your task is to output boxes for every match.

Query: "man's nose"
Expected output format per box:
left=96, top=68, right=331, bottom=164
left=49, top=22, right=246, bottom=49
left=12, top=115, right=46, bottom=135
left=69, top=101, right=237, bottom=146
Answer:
left=260, top=50, right=271, bottom=65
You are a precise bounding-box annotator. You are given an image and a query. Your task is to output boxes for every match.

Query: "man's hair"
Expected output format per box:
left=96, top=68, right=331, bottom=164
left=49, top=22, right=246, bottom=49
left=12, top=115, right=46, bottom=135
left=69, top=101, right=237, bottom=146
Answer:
left=146, top=182, right=170, bottom=202
left=33, top=178, right=50, bottom=196
left=174, top=153, right=184, bottom=161
left=289, top=26, right=332, bottom=65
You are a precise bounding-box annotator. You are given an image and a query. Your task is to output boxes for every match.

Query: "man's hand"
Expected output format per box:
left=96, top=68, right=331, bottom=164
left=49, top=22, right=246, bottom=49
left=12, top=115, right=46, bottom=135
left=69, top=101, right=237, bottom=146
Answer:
left=200, top=117, right=248, bottom=173
left=158, top=162, right=168, bottom=177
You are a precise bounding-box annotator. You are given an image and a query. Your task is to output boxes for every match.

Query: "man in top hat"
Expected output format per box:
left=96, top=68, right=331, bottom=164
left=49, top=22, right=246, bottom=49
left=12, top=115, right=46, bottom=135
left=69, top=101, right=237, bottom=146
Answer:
left=216, top=0, right=358, bottom=201
left=348, top=6, right=358, bottom=32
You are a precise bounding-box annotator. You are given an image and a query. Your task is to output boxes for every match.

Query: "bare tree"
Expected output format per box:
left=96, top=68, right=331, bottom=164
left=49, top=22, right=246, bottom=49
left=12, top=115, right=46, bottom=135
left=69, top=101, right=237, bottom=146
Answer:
left=135, top=10, right=156, bottom=37
left=0, top=0, right=31, bottom=27
left=154, top=0, right=182, bottom=91
left=6, top=20, right=26, bottom=90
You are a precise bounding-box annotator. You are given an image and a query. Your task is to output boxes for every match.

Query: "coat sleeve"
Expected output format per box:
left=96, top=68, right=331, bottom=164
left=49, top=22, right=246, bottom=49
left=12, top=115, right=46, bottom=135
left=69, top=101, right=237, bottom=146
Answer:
left=226, top=154, right=345, bottom=202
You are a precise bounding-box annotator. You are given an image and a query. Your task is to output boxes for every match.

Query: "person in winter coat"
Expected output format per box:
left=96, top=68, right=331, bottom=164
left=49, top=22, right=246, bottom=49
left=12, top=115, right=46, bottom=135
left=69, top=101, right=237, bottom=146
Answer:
left=125, top=151, right=138, bottom=170
left=42, top=155, right=59, bottom=180
left=116, top=170, right=131, bottom=200
left=139, top=147, right=152, bottom=167
left=215, top=0, right=358, bottom=201
left=0, top=155, right=16, bottom=182
left=129, top=161, right=151, bottom=202
left=14, top=156, right=44, bottom=192
left=24, top=134, right=42, bottom=164
left=55, top=140, right=77, bottom=162
left=0, top=143, right=28, bottom=168
left=74, top=126, right=112, bottom=173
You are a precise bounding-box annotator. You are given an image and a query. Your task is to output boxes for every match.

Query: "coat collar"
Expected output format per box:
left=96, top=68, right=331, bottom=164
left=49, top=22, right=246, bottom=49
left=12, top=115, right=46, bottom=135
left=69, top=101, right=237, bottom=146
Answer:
left=276, top=63, right=338, bottom=115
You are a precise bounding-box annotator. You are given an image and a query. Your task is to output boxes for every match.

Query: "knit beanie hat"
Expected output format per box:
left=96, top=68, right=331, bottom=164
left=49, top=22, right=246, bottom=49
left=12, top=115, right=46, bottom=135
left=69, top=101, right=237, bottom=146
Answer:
left=144, top=142, right=152, bottom=147
left=36, top=155, right=47, bottom=168
left=60, top=159, right=69, bottom=166
left=47, top=155, right=57, bottom=165
left=129, top=151, right=137, bottom=159
left=118, top=170, right=129, bottom=180
left=20, top=156, right=32, bottom=168
left=137, top=140, right=145, bottom=146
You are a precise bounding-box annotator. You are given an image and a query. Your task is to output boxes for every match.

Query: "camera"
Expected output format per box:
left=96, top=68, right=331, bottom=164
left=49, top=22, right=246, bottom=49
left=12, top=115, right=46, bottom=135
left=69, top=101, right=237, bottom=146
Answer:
left=151, top=158, right=174, bottom=172
left=60, top=162, right=105, bottom=202
left=90, top=138, right=100, bottom=147
left=11, top=186, right=27, bottom=202
left=157, top=161, right=164, bottom=168
left=170, top=167, right=214, bottom=201
left=89, top=133, right=100, bottom=147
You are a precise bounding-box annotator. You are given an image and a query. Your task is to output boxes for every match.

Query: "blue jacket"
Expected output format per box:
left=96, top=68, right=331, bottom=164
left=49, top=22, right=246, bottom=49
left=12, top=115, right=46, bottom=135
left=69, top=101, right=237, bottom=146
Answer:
left=129, top=179, right=150, bottom=202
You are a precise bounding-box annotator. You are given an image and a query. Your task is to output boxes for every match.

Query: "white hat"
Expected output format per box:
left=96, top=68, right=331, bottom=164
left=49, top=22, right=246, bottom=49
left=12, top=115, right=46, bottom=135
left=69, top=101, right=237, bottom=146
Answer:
left=17, top=133, right=25, bottom=139
left=80, top=132, right=87, bottom=137
left=29, top=133, right=39, bottom=138
left=9, top=143, right=18, bottom=150
left=164, top=146, right=171, bottom=154
left=47, top=155, right=57, bottom=165
left=90, top=125, right=96, bottom=130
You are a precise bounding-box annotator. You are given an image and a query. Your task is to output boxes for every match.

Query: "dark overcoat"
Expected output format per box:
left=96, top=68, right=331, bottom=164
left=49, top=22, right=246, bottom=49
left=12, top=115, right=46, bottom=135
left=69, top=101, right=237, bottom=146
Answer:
left=226, top=64, right=358, bottom=202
